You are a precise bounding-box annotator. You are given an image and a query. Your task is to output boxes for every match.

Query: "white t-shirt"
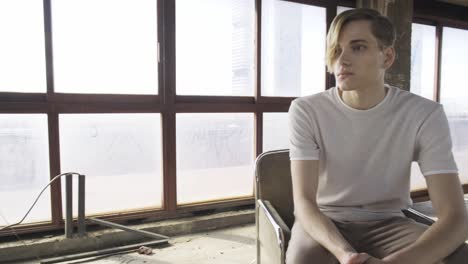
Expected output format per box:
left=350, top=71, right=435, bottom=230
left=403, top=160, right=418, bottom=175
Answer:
left=288, top=85, right=458, bottom=222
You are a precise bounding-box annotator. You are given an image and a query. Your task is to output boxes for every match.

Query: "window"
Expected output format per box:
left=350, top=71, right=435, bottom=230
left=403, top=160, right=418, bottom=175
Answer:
left=176, top=113, right=254, bottom=204
left=0, top=0, right=46, bottom=93
left=52, top=0, right=158, bottom=94
left=175, top=0, right=257, bottom=206
left=411, top=23, right=436, bottom=100
left=263, top=113, right=289, bottom=152
left=411, top=25, right=468, bottom=190
left=8, top=1, right=461, bottom=235
left=262, top=0, right=326, bottom=97
left=176, top=0, right=255, bottom=96
left=60, top=114, right=163, bottom=215
left=0, top=114, right=51, bottom=226
left=440, top=27, right=468, bottom=184
left=409, top=23, right=437, bottom=190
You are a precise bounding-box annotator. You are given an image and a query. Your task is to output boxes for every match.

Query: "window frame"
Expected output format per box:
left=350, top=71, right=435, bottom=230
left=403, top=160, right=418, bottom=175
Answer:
left=411, top=4, right=468, bottom=201
left=2, top=0, right=468, bottom=236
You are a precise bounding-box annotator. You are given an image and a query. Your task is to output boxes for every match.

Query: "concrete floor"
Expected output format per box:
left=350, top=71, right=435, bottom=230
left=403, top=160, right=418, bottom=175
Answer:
left=22, top=224, right=256, bottom=264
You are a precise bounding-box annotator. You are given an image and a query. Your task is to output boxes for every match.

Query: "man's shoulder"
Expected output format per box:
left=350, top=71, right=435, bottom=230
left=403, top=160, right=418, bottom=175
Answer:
left=391, top=85, right=441, bottom=112
left=291, top=88, right=334, bottom=109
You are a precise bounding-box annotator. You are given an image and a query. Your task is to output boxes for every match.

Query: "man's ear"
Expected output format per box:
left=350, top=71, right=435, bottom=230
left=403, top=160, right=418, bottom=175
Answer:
left=382, top=46, right=395, bottom=70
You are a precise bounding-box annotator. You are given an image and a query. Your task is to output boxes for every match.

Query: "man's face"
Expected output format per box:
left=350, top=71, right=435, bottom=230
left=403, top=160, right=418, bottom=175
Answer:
left=332, top=20, right=393, bottom=91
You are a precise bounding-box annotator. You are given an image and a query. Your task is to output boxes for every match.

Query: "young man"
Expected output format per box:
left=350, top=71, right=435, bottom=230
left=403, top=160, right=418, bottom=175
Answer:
left=287, top=8, right=468, bottom=264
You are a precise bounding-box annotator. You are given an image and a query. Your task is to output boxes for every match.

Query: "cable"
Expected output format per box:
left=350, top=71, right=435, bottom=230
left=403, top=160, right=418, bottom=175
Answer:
left=0, top=211, right=39, bottom=262
left=0, top=172, right=83, bottom=232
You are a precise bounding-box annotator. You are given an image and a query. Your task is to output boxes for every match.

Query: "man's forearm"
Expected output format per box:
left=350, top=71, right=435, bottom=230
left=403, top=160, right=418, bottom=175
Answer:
left=384, top=215, right=468, bottom=264
left=295, top=200, right=356, bottom=262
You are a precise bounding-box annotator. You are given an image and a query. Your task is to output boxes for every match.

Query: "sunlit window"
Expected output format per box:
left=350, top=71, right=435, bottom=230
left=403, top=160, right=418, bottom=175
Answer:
left=263, top=113, right=289, bottom=152
left=409, top=23, right=438, bottom=190
left=0, top=114, right=51, bottom=226
left=52, top=0, right=158, bottom=94
left=411, top=23, right=436, bottom=100
left=176, top=113, right=254, bottom=204
left=0, top=0, right=46, bottom=93
left=440, top=27, right=468, bottom=184
left=59, top=114, right=163, bottom=215
left=176, top=0, right=255, bottom=96
left=262, top=0, right=326, bottom=97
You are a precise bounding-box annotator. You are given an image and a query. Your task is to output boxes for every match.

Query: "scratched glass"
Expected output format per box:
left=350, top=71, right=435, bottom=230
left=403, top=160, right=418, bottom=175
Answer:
left=0, top=114, right=51, bottom=226
left=176, top=113, right=254, bottom=204
left=59, top=114, right=163, bottom=216
left=262, top=0, right=326, bottom=97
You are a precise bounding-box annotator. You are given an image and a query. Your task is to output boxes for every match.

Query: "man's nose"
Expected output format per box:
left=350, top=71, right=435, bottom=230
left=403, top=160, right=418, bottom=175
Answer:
left=337, top=49, right=351, bottom=66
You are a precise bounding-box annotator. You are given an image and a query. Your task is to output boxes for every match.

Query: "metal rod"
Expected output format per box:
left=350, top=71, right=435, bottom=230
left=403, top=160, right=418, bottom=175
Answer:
left=403, top=208, right=435, bottom=226
left=65, top=173, right=73, bottom=238
left=39, top=239, right=168, bottom=264
left=88, top=218, right=169, bottom=240
left=77, top=174, right=86, bottom=236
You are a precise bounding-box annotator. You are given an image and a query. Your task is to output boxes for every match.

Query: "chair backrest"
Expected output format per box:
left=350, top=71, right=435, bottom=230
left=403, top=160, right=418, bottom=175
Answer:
left=255, top=149, right=294, bottom=228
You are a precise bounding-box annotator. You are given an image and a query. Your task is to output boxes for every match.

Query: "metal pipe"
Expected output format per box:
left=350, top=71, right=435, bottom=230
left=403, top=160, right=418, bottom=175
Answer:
left=39, top=239, right=168, bottom=264
left=77, top=174, right=86, bottom=236
left=88, top=218, right=169, bottom=240
left=65, top=173, right=73, bottom=238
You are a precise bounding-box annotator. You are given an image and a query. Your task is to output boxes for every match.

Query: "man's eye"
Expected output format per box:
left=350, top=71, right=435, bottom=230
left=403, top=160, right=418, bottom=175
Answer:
left=352, top=45, right=366, bottom=52
left=334, top=48, right=342, bottom=56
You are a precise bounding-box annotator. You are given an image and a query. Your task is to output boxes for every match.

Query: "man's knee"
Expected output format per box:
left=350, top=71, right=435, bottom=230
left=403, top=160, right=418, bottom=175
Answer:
left=285, top=241, right=336, bottom=264
left=286, top=222, right=338, bottom=264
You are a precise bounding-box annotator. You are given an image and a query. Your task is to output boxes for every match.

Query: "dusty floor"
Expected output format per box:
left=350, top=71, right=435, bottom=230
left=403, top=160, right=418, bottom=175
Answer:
left=20, top=224, right=256, bottom=264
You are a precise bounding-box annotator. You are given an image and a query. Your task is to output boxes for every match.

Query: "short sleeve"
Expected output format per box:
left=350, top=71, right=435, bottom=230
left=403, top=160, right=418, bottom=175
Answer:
left=288, top=100, right=320, bottom=160
left=415, top=105, right=458, bottom=176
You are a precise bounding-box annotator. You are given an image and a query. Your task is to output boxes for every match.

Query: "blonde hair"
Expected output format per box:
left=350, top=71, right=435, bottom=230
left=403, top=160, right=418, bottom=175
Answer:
left=326, top=8, right=396, bottom=73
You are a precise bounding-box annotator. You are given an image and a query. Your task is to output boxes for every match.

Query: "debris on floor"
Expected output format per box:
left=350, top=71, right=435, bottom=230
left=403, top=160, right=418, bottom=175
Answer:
left=136, top=246, right=153, bottom=255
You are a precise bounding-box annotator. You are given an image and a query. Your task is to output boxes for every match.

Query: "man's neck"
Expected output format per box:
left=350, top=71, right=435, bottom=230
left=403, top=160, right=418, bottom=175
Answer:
left=338, top=84, right=388, bottom=110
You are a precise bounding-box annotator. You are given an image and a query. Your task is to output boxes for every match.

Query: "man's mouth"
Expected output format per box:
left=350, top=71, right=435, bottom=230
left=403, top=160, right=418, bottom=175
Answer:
left=338, top=72, right=354, bottom=80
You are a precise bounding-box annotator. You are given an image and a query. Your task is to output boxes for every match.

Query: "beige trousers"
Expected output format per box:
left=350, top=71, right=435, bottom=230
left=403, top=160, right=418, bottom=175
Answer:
left=286, top=216, right=468, bottom=264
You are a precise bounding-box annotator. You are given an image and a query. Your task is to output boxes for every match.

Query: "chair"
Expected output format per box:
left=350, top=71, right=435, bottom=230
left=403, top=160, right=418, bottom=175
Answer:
left=255, top=149, right=435, bottom=264
left=255, top=149, right=293, bottom=264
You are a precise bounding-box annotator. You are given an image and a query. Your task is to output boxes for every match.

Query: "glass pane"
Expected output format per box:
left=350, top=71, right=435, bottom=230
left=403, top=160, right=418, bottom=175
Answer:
left=0, top=115, right=51, bottom=226
left=177, top=113, right=254, bottom=204
left=52, top=0, right=158, bottom=94
left=59, top=114, right=163, bottom=215
left=262, top=0, right=326, bottom=97
left=411, top=162, right=426, bottom=191
left=411, top=23, right=436, bottom=100
left=337, top=6, right=353, bottom=14
left=0, top=0, right=46, bottom=93
left=176, top=0, right=255, bottom=96
left=263, top=113, right=289, bottom=152
left=440, top=27, right=468, bottom=185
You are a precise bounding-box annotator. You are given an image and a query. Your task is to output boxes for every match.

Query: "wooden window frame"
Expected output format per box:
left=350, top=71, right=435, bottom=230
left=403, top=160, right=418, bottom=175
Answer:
left=2, top=0, right=468, bottom=236
left=412, top=1, right=468, bottom=201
